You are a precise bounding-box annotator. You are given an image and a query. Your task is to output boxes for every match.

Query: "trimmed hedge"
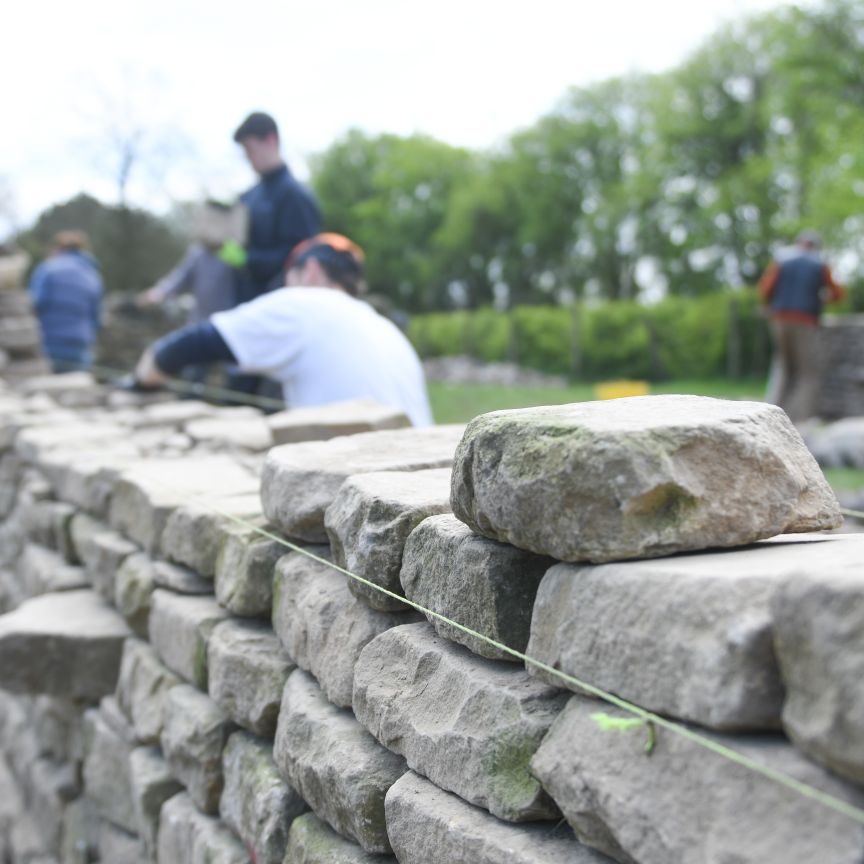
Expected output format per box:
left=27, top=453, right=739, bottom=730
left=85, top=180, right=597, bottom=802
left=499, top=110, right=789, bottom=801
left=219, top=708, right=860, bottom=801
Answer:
left=408, top=291, right=772, bottom=381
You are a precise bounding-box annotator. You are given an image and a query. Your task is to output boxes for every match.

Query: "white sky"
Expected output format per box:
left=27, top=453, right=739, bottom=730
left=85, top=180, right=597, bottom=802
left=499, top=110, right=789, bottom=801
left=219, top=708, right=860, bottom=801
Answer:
left=1, top=0, right=791, bottom=232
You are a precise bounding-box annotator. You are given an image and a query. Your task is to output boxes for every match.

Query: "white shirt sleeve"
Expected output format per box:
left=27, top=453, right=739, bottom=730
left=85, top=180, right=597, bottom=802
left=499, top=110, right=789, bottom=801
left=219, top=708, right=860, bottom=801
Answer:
left=210, top=289, right=303, bottom=375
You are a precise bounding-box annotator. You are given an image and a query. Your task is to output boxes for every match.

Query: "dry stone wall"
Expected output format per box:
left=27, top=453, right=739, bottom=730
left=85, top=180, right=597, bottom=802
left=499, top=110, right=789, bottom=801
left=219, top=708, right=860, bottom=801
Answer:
left=0, top=376, right=862, bottom=864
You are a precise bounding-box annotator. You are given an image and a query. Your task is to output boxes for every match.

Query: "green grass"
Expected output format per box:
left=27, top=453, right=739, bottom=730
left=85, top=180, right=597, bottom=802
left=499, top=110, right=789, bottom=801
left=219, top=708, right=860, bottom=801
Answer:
left=428, top=378, right=767, bottom=425
left=822, top=468, right=864, bottom=492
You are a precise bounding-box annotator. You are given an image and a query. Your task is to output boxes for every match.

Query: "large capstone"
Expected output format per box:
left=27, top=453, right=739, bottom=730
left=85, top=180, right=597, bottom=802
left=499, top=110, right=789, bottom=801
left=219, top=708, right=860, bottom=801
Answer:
left=450, top=396, right=841, bottom=562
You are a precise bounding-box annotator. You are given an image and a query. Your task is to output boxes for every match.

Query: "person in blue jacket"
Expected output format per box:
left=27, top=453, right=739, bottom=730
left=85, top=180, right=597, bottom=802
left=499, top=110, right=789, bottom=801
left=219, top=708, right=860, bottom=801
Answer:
left=29, top=230, right=104, bottom=373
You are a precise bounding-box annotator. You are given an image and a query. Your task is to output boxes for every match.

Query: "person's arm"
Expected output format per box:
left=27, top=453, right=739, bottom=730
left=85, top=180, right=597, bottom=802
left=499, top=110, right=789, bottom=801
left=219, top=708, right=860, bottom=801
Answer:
left=134, top=321, right=236, bottom=386
left=822, top=265, right=845, bottom=305
left=758, top=262, right=779, bottom=305
left=146, top=246, right=202, bottom=304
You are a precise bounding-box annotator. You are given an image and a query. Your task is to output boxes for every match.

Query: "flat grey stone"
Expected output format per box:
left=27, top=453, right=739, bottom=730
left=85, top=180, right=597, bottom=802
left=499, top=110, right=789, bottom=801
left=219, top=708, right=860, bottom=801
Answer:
left=157, top=791, right=249, bottom=864
left=115, top=552, right=155, bottom=637
left=97, top=822, right=142, bottom=864
left=83, top=702, right=137, bottom=834
left=273, top=550, right=418, bottom=708
left=261, top=425, right=464, bottom=542
left=20, top=497, right=76, bottom=554
left=528, top=536, right=864, bottom=731
left=129, top=746, right=183, bottom=859
left=273, top=669, right=406, bottom=854
left=69, top=514, right=138, bottom=601
left=803, top=417, right=864, bottom=469
left=401, top=514, right=553, bottom=660
left=186, top=416, right=274, bottom=451
left=25, top=694, right=87, bottom=764
left=324, top=468, right=452, bottom=611
left=385, top=771, right=608, bottom=864
left=451, top=396, right=841, bottom=562
left=160, top=684, right=235, bottom=815
left=15, top=422, right=127, bottom=464
left=26, top=756, right=80, bottom=857
left=220, top=730, right=307, bottom=864
left=354, top=623, right=565, bottom=821
left=149, top=590, right=229, bottom=689
left=208, top=618, right=295, bottom=737
left=152, top=559, right=213, bottom=594
left=0, top=589, right=130, bottom=700
left=134, top=399, right=217, bottom=429
left=772, top=536, right=864, bottom=782
left=267, top=398, right=410, bottom=446
left=16, top=543, right=88, bottom=598
left=160, top=492, right=262, bottom=578
left=284, top=812, right=396, bottom=863
left=108, top=456, right=258, bottom=554
left=115, top=638, right=182, bottom=745
left=531, top=695, right=864, bottom=864
left=214, top=522, right=285, bottom=617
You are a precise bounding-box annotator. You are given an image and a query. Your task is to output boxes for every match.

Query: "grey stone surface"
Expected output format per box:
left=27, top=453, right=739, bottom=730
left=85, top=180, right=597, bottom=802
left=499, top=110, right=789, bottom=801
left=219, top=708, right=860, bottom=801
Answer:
left=69, top=513, right=138, bottom=600
left=15, top=421, right=127, bottom=464
left=149, top=589, right=229, bottom=689
left=20, top=497, right=76, bottom=554
left=528, top=536, right=864, bottom=731
left=284, top=812, right=396, bottom=863
left=401, top=514, right=554, bottom=660
left=26, top=694, right=87, bottom=764
left=129, top=746, right=184, bottom=859
left=83, top=701, right=137, bottom=834
left=160, top=492, right=262, bottom=578
left=208, top=618, right=294, bottom=738
left=324, top=467, right=452, bottom=611
left=261, top=425, right=464, bottom=542
left=108, top=456, right=258, bottom=554
left=16, top=543, right=88, bottom=598
left=157, top=792, right=249, bottom=864
left=160, top=684, right=235, bottom=815
left=115, top=552, right=155, bottom=637
left=152, top=559, right=213, bottom=594
left=220, top=731, right=307, bottom=864
left=531, top=695, right=864, bottom=864
left=115, top=638, right=183, bottom=745
left=97, top=822, right=142, bottom=864
left=273, top=550, right=418, bottom=708
left=267, top=398, right=410, bottom=446
left=354, top=623, right=565, bottom=821
left=0, top=588, right=130, bottom=700
left=27, top=756, right=81, bottom=857
left=803, top=416, right=864, bottom=469
left=186, top=416, right=274, bottom=451
left=214, top=521, right=285, bottom=617
left=385, top=771, right=608, bottom=864
left=273, top=669, right=406, bottom=854
left=771, top=536, right=864, bottom=782
left=451, top=396, right=841, bottom=562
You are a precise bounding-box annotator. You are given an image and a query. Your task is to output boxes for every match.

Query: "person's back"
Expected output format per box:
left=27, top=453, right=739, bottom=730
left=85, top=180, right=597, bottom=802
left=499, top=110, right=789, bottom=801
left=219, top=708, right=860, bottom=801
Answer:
left=769, top=247, right=831, bottom=323
left=30, top=231, right=103, bottom=371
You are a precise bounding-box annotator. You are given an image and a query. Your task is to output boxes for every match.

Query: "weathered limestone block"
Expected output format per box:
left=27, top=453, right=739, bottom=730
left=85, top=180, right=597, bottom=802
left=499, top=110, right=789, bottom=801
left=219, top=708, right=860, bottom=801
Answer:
left=69, top=513, right=138, bottom=600
left=16, top=543, right=88, bottom=598
left=108, top=456, right=258, bottom=554
left=267, top=398, right=410, bottom=446
left=803, top=416, right=864, bottom=469
left=134, top=399, right=217, bottom=429
left=0, top=589, right=130, bottom=700
left=324, top=468, right=452, bottom=611
left=27, top=756, right=81, bottom=857
left=116, top=639, right=182, bottom=745
left=772, top=537, right=864, bottom=783
left=60, top=797, right=99, bottom=864
left=129, top=746, right=184, bottom=859
left=220, top=731, right=307, bottom=864
left=160, top=493, right=262, bottom=578
left=19, top=497, right=76, bottom=554
left=261, top=425, right=464, bottom=542
left=273, top=669, right=406, bottom=854
left=15, top=422, right=127, bottom=464
left=152, top=559, right=212, bottom=594
left=450, top=396, right=841, bottom=563
left=115, top=552, right=155, bottom=637
left=527, top=536, right=864, bottom=730
left=354, top=623, right=565, bottom=821
left=149, top=590, right=229, bottom=689
left=83, top=701, right=137, bottom=834
left=29, top=694, right=87, bottom=763
left=97, top=822, right=142, bottom=864
left=160, top=684, right=235, bottom=815
left=157, top=792, right=249, bottom=864
left=186, top=416, right=274, bottom=451
left=214, top=522, right=285, bottom=617
left=401, top=514, right=553, bottom=660
left=385, top=771, right=608, bottom=864
left=284, top=812, right=396, bottom=864
left=208, top=619, right=294, bottom=738
left=273, top=551, right=418, bottom=708
left=531, top=695, right=864, bottom=864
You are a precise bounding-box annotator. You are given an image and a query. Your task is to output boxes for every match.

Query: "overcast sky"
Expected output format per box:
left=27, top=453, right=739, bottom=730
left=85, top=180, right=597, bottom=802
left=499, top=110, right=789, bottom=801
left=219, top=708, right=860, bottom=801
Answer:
left=2, top=0, right=792, bottom=233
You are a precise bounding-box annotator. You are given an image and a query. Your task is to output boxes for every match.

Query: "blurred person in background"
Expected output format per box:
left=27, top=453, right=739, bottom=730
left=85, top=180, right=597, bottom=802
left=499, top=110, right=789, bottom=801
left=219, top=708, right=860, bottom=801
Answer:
left=759, top=229, right=845, bottom=422
left=29, top=230, right=103, bottom=373
left=130, top=233, right=432, bottom=426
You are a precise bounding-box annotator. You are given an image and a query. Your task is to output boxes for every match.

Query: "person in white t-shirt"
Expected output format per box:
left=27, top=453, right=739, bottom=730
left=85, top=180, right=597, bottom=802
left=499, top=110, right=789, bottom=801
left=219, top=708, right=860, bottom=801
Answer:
left=131, top=233, right=433, bottom=426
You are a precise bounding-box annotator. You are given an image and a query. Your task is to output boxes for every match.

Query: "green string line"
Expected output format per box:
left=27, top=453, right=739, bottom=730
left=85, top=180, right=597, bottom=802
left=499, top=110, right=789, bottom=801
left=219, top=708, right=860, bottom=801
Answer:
left=840, top=507, right=864, bottom=521
left=196, top=496, right=864, bottom=827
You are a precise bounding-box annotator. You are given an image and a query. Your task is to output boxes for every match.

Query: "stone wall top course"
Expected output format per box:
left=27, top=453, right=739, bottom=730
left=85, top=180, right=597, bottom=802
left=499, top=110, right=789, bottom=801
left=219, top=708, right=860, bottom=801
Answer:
left=267, top=398, right=410, bottom=446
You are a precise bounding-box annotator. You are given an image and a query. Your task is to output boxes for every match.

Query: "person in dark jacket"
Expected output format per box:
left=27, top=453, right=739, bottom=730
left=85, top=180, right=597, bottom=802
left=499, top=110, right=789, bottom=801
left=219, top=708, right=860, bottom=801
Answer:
left=29, top=230, right=103, bottom=373
left=758, top=229, right=845, bottom=422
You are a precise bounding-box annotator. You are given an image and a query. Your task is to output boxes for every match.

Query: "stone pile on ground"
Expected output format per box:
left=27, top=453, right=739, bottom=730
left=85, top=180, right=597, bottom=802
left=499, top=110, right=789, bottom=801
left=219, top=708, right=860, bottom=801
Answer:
left=0, top=380, right=862, bottom=864
left=0, top=250, right=51, bottom=381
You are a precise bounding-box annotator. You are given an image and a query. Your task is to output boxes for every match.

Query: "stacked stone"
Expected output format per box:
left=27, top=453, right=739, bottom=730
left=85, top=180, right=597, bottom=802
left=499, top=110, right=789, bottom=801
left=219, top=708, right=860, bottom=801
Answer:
left=820, top=314, right=864, bottom=419
left=0, top=250, right=51, bottom=381
left=2, top=381, right=864, bottom=864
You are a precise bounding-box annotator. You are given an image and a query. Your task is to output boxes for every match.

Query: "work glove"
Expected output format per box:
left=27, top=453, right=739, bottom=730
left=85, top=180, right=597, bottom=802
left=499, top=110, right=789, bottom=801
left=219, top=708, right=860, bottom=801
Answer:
left=217, top=239, right=247, bottom=268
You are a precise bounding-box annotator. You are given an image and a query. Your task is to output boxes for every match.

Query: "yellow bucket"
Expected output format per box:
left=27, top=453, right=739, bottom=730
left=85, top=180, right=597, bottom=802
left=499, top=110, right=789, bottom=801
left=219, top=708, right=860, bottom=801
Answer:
left=594, top=380, right=651, bottom=400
